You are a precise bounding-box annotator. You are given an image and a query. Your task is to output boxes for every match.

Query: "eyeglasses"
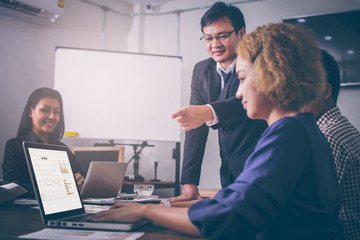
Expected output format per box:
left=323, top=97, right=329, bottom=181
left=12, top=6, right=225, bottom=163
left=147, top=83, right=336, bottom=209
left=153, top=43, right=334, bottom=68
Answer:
left=200, top=30, right=235, bottom=43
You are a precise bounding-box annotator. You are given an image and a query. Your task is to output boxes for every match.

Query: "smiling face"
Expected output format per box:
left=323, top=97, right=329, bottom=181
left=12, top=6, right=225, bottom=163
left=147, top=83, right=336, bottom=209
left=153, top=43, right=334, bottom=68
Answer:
left=29, top=97, right=61, bottom=142
left=236, top=56, right=273, bottom=122
left=202, top=17, right=244, bottom=69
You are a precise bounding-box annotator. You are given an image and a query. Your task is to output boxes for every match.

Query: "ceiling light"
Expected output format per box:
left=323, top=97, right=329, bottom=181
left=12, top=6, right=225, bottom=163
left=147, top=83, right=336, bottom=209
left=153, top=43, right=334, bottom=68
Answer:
left=297, top=18, right=306, bottom=23
left=324, top=36, right=332, bottom=40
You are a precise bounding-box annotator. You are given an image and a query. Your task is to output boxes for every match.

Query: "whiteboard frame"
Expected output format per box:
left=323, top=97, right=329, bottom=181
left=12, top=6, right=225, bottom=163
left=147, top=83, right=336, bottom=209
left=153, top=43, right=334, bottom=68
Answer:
left=54, top=47, right=182, bottom=142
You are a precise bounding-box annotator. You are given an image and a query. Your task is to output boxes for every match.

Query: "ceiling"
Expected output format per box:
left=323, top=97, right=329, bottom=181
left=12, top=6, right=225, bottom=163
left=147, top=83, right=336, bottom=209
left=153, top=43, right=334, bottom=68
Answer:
left=121, top=0, right=179, bottom=4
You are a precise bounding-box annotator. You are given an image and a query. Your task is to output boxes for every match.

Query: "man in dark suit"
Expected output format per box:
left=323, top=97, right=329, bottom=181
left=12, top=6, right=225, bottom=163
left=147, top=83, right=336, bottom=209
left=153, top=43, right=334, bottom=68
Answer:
left=171, top=2, right=267, bottom=201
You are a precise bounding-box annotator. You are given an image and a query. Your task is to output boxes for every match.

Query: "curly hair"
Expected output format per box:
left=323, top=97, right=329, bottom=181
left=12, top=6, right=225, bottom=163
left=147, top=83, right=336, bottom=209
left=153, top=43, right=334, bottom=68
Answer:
left=17, top=87, right=65, bottom=141
left=237, top=22, right=325, bottom=111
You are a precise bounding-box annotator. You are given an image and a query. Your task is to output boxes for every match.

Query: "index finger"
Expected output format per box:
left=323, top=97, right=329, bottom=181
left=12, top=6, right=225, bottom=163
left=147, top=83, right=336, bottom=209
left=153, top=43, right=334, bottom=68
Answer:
left=171, top=108, right=186, bottom=119
left=169, top=195, right=192, bottom=202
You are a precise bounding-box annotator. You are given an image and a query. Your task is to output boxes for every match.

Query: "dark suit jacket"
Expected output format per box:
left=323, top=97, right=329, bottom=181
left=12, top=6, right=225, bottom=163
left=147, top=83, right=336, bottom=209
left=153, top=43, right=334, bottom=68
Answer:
left=181, top=58, right=267, bottom=187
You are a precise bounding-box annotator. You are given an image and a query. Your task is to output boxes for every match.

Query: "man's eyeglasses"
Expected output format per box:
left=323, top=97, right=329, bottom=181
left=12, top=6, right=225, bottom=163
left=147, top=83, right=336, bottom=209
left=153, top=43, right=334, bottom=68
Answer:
left=200, top=30, right=235, bottom=43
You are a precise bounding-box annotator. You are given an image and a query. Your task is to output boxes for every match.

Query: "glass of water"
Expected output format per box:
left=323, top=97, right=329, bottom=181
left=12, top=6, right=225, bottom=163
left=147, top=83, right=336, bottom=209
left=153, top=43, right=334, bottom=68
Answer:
left=133, top=184, right=154, bottom=198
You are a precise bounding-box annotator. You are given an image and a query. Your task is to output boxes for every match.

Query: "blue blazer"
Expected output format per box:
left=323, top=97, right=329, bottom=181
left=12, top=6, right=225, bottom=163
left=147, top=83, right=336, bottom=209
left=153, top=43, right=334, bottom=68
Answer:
left=181, top=58, right=267, bottom=187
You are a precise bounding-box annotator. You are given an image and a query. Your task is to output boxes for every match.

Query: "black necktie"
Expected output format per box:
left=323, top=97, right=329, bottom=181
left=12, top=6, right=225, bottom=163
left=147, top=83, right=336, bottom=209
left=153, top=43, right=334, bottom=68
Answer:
left=215, top=71, right=232, bottom=100
left=221, top=71, right=232, bottom=86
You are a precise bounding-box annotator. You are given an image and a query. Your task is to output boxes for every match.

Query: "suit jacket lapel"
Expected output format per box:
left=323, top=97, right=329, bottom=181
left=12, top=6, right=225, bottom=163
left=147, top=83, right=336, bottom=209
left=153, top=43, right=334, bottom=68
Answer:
left=208, top=62, right=221, bottom=102
left=219, top=72, right=237, bottom=100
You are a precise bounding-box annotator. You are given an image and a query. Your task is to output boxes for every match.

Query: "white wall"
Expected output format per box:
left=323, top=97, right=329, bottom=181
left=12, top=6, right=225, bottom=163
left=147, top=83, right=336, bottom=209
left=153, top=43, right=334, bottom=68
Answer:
left=0, top=0, right=133, bottom=178
left=1, top=0, right=359, bottom=190
left=130, top=0, right=360, bottom=188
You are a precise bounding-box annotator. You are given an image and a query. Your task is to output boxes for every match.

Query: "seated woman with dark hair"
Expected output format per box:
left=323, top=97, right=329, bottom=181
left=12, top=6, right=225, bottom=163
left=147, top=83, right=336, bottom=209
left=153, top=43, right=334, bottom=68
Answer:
left=87, top=23, right=343, bottom=240
left=2, top=87, right=84, bottom=198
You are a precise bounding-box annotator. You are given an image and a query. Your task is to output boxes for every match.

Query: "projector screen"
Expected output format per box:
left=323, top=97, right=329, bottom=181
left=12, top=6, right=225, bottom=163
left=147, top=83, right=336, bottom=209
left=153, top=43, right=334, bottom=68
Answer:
left=54, top=47, right=182, bottom=142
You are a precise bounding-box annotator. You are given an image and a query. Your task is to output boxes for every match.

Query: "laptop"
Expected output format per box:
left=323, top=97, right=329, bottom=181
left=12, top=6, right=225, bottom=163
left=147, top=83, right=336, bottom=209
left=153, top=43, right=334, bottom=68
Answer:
left=80, top=161, right=128, bottom=198
left=22, top=141, right=149, bottom=231
left=72, top=147, right=124, bottom=178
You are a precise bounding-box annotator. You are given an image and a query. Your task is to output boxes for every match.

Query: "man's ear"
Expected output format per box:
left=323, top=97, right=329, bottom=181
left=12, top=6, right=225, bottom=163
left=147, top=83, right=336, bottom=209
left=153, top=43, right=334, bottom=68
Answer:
left=239, top=27, right=246, bottom=38
left=242, top=27, right=246, bottom=36
left=323, top=82, right=332, bottom=101
left=236, top=27, right=246, bottom=40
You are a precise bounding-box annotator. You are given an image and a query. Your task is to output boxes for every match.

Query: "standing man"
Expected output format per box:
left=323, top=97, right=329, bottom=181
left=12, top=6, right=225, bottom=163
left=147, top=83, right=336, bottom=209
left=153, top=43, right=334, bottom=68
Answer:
left=303, top=50, right=360, bottom=240
left=171, top=2, right=267, bottom=201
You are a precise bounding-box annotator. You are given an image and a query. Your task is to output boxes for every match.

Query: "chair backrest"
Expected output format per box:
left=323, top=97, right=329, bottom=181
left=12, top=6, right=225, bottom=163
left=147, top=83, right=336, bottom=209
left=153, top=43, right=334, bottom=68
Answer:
left=71, top=146, right=124, bottom=177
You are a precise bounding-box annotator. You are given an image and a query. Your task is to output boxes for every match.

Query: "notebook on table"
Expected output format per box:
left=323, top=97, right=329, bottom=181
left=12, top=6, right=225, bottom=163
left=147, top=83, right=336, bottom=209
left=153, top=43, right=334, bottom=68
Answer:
left=80, top=161, right=128, bottom=198
left=22, top=141, right=148, bottom=231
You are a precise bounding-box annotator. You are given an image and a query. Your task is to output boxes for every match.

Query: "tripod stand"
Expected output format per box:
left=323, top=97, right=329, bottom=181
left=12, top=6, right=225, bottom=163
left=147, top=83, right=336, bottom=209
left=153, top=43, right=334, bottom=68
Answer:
left=127, top=141, right=151, bottom=182
left=94, top=140, right=154, bottom=182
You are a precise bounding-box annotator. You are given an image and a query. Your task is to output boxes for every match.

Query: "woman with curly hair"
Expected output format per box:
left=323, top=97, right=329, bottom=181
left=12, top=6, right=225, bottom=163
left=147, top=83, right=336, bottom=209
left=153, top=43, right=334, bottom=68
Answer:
left=88, top=23, right=343, bottom=240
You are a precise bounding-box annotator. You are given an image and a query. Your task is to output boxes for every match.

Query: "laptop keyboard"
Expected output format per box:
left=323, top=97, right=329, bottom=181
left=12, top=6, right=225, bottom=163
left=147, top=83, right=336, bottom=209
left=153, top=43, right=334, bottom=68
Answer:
left=62, top=213, right=93, bottom=222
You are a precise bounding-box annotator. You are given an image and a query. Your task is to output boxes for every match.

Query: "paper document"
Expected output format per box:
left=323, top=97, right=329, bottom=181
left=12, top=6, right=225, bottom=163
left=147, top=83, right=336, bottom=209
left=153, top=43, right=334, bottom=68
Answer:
left=19, top=228, right=144, bottom=240
left=82, top=198, right=115, bottom=205
left=0, top=181, right=27, bottom=203
left=84, top=204, right=111, bottom=213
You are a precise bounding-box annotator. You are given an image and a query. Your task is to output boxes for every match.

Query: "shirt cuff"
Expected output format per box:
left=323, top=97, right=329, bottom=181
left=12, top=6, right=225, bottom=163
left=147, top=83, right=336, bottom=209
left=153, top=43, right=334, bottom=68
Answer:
left=206, top=104, right=219, bottom=126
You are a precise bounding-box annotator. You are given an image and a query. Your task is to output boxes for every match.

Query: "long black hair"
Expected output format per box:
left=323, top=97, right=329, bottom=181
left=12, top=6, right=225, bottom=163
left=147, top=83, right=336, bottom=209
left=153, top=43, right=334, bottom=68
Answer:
left=17, top=87, right=65, bottom=141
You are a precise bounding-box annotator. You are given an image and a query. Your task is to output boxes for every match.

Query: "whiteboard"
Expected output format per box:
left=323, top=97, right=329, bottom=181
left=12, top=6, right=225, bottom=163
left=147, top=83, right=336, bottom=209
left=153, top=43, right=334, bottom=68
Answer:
left=54, top=47, right=182, bottom=142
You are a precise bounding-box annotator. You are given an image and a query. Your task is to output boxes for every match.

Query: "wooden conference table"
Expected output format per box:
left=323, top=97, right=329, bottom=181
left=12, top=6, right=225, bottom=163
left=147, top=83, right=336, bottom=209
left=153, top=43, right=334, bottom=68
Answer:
left=0, top=201, right=204, bottom=240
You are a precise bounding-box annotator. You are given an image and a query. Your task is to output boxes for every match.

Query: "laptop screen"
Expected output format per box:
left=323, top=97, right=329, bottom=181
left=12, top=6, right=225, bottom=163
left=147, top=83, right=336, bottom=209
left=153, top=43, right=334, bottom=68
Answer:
left=27, top=147, right=83, bottom=215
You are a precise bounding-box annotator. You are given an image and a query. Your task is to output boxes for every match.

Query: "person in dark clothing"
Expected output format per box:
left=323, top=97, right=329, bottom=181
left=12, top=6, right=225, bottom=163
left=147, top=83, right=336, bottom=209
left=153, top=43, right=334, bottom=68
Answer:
left=171, top=1, right=267, bottom=202
left=88, top=23, right=343, bottom=240
left=2, top=87, right=83, bottom=198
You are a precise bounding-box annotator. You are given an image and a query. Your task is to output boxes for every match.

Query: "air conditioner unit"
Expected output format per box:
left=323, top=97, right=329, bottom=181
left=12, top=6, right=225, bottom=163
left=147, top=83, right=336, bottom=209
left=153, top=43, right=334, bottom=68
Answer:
left=0, top=0, right=64, bottom=25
